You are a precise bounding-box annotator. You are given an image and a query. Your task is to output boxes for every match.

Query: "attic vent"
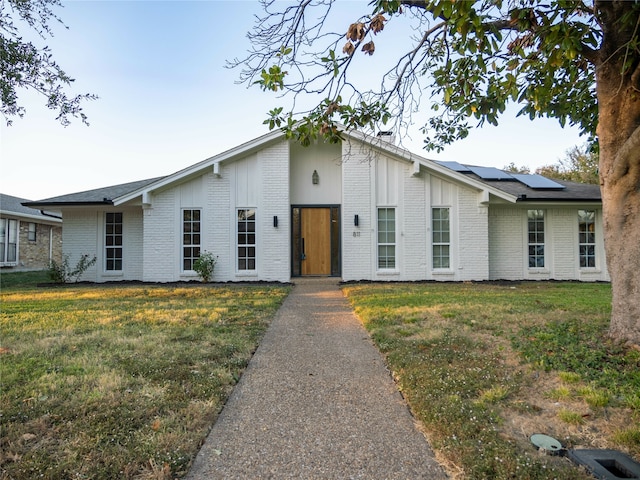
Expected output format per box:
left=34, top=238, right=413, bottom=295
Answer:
left=377, top=131, right=396, bottom=144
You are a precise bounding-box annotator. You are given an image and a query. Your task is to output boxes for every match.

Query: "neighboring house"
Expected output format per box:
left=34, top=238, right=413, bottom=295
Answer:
left=0, top=193, right=62, bottom=271
left=24, top=129, right=608, bottom=283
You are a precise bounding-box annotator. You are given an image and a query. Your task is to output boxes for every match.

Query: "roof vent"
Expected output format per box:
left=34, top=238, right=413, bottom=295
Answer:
left=377, top=131, right=396, bottom=144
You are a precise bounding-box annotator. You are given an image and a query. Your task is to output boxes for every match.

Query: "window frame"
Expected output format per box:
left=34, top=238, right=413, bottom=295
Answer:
left=377, top=207, right=396, bottom=270
left=105, top=212, right=123, bottom=272
left=431, top=207, right=451, bottom=270
left=28, top=222, right=37, bottom=242
left=237, top=208, right=256, bottom=272
left=0, top=218, right=18, bottom=265
left=527, top=209, right=545, bottom=269
left=182, top=208, right=202, bottom=272
left=578, top=209, right=596, bottom=269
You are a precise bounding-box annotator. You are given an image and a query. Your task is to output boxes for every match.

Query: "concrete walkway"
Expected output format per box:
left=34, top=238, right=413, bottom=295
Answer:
left=185, top=278, right=447, bottom=479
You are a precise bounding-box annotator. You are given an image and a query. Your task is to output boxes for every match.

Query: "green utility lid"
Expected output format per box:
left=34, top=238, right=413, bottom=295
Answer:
left=530, top=434, right=563, bottom=455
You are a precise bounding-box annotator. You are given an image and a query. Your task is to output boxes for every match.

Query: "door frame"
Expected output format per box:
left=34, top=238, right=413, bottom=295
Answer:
left=291, top=205, right=341, bottom=277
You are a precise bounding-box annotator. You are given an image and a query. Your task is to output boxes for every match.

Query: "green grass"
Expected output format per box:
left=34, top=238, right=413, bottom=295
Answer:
left=0, top=273, right=289, bottom=479
left=343, top=281, right=639, bottom=480
left=0, top=269, right=50, bottom=289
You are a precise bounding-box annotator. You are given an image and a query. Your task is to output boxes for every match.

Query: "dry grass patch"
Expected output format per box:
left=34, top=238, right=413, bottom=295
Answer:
left=0, top=275, right=289, bottom=479
left=344, top=281, right=639, bottom=479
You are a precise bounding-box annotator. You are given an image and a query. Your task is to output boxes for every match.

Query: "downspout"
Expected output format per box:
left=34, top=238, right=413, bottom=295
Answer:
left=39, top=210, right=62, bottom=220
left=49, top=226, right=53, bottom=263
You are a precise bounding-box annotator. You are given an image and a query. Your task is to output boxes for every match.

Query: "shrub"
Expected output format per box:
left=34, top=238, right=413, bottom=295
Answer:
left=48, top=254, right=97, bottom=283
left=193, top=251, right=217, bottom=282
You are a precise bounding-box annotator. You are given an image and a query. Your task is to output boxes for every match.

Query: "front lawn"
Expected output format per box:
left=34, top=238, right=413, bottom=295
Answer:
left=0, top=274, right=289, bottom=479
left=343, top=281, right=640, bottom=480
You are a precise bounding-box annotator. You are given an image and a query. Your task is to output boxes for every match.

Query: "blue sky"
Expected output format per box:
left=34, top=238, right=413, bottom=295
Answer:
left=1, top=1, right=586, bottom=201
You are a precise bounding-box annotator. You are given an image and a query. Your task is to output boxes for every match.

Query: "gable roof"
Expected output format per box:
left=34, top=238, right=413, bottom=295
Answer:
left=1, top=193, right=62, bottom=222
left=22, top=128, right=599, bottom=208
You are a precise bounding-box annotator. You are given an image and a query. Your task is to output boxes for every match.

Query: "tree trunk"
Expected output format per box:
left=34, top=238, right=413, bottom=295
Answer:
left=596, top=2, right=640, bottom=346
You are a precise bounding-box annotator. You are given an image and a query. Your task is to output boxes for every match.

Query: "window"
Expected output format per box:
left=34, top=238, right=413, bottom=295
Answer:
left=28, top=223, right=36, bottom=241
left=0, top=218, right=18, bottom=263
left=237, top=209, right=256, bottom=271
left=377, top=207, right=396, bottom=269
left=432, top=207, right=450, bottom=269
left=528, top=210, right=545, bottom=268
left=105, top=212, right=123, bottom=271
left=578, top=210, right=596, bottom=268
left=182, top=209, right=201, bottom=271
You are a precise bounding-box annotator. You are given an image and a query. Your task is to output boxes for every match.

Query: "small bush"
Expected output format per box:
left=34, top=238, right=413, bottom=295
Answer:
left=193, top=251, right=217, bottom=282
left=49, top=254, right=97, bottom=283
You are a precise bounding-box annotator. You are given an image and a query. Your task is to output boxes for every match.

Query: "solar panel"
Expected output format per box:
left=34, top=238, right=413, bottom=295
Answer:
left=511, top=174, right=566, bottom=190
left=467, top=166, right=514, bottom=180
left=434, top=161, right=472, bottom=172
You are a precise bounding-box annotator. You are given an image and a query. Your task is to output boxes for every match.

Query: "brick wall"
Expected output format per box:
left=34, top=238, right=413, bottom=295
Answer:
left=341, top=142, right=373, bottom=281
left=488, top=205, right=609, bottom=281
left=62, top=210, right=98, bottom=282
left=257, top=141, right=291, bottom=282
left=143, top=189, right=177, bottom=282
left=15, top=221, right=62, bottom=270
left=457, top=188, right=489, bottom=281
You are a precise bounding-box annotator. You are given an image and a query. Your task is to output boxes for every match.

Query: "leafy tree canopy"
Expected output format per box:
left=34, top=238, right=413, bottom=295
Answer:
left=232, top=0, right=635, bottom=151
left=505, top=143, right=599, bottom=184
left=536, top=144, right=600, bottom=184
left=0, top=0, right=96, bottom=125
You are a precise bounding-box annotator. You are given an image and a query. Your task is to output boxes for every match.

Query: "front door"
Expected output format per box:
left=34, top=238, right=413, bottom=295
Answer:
left=292, top=206, right=340, bottom=276
left=302, top=208, right=331, bottom=275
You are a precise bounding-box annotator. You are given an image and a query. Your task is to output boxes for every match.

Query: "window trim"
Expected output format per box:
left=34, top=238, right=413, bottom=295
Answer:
left=237, top=208, right=257, bottom=273
left=431, top=207, right=451, bottom=270
left=28, top=222, right=37, bottom=242
left=105, top=212, right=123, bottom=272
left=0, top=218, right=18, bottom=265
left=377, top=207, right=396, bottom=271
left=182, top=208, right=202, bottom=272
left=578, top=209, right=597, bottom=270
left=527, top=209, right=545, bottom=269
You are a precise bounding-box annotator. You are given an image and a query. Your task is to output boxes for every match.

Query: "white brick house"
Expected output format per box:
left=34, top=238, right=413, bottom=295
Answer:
left=24, top=129, right=609, bottom=283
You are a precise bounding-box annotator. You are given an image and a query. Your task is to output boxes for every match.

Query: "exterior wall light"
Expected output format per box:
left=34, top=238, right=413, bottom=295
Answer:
left=273, top=216, right=278, bottom=228
left=312, top=170, right=319, bottom=185
left=354, top=214, right=359, bottom=227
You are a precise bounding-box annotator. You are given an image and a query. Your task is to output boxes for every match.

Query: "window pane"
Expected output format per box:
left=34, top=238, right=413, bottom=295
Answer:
left=377, top=208, right=395, bottom=269
left=527, top=210, right=544, bottom=268
left=105, top=212, right=123, bottom=271
left=432, top=208, right=451, bottom=269
left=578, top=210, right=596, bottom=269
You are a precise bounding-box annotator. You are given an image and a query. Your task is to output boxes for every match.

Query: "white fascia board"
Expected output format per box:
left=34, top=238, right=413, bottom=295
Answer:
left=515, top=200, right=603, bottom=208
left=0, top=210, right=62, bottom=224
left=113, top=129, right=286, bottom=206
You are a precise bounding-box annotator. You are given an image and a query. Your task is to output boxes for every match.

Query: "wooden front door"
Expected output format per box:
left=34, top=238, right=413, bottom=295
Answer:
left=301, top=208, right=331, bottom=275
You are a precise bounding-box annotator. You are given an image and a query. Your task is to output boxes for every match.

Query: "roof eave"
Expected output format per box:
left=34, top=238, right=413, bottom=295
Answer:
left=22, top=200, right=114, bottom=208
